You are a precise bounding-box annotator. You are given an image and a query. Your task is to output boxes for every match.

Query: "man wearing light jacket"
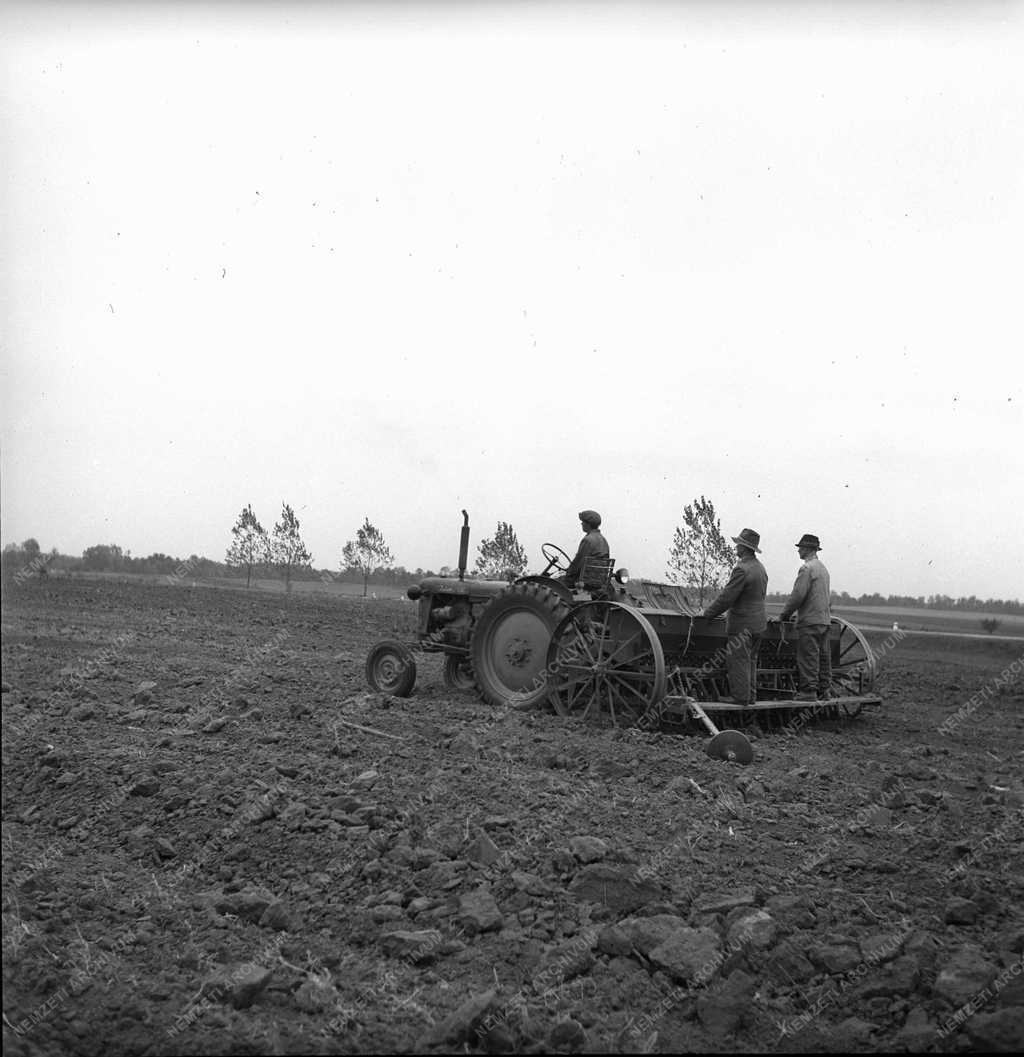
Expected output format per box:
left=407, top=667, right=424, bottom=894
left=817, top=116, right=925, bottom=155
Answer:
left=778, top=533, right=832, bottom=701
left=700, top=528, right=768, bottom=705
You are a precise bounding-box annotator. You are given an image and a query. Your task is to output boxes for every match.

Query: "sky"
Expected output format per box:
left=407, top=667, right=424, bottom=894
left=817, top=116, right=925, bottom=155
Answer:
left=2, top=1, right=1022, bottom=600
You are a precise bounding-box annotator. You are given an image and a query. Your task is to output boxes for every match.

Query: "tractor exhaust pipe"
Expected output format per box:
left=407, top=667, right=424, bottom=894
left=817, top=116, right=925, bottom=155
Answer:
left=458, top=510, right=470, bottom=581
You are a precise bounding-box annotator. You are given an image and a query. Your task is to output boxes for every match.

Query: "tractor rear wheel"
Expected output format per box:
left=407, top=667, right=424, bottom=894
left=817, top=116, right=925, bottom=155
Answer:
left=471, top=582, right=570, bottom=709
left=365, top=640, right=417, bottom=697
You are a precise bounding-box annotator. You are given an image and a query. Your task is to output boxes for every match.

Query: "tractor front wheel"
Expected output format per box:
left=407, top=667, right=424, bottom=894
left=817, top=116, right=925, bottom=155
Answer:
left=365, top=640, right=417, bottom=697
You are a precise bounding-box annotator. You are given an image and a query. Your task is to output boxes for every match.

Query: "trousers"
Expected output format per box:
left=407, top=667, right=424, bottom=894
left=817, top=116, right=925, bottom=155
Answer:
left=725, top=629, right=762, bottom=704
left=796, top=624, right=832, bottom=694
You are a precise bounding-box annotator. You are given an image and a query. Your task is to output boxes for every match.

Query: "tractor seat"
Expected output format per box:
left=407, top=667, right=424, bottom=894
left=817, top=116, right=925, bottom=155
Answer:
left=580, top=555, right=615, bottom=590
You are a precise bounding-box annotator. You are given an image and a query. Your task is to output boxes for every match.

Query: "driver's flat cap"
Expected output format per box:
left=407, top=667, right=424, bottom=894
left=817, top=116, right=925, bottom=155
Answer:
left=579, top=510, right=601, bottom=527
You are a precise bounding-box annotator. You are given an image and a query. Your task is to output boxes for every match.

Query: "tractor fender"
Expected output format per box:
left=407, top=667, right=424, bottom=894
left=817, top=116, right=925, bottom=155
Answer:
left=511, top=575, right=574, bottom=605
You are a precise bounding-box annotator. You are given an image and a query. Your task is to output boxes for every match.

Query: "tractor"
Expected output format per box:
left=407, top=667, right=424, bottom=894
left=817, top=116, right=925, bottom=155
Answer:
left=364, top=512, right=881, bottom=762
left=364, top=512, right=610, bottom=704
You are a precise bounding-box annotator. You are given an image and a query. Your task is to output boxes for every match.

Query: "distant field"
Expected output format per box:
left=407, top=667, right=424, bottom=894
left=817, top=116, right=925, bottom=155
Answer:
left=39, top=569, right=410, bottom=600
left=827, top=603, right=1023, bottom=637
left=205, top=576, right=410, bottom=600
left=860, top=626, right=1023, bottom=666
left=21, top=571, right=1022, bottom=637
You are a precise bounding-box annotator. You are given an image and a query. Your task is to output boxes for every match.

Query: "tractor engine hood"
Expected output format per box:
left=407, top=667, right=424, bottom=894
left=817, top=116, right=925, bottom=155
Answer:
left=410, top=577, right=510, bottom=600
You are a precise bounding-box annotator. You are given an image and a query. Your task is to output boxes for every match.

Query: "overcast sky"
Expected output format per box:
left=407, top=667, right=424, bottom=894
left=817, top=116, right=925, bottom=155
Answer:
left=2, top=1, right=1021, bottom=600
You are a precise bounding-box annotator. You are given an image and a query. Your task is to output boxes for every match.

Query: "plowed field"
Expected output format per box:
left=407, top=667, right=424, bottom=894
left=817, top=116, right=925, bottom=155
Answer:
left=3, top=580, right=1023, bottom=1054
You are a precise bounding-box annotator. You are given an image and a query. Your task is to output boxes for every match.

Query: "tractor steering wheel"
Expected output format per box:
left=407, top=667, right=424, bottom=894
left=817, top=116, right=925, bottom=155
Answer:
left=541, top=542, right=572, bottom=575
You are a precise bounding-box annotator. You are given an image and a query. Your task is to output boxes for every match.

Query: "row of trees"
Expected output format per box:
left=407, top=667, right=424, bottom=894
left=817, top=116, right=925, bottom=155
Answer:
left=225, top=504, right=312, bottom=592
left=5, top=497, right=1020, bottom=613
left=238, top=500, right=747, bottom=600
left=224, top=503, right=397, bottom=595
left=0, top=513, right=534, bottom=596
left=223, top=506, right=532, bottom=594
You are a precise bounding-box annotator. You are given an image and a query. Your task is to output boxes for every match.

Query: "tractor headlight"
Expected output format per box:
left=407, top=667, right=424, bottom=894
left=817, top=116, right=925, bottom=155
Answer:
left=407, top=585, right=423, bottom=600
left=614, top=568, right=629, bottom=585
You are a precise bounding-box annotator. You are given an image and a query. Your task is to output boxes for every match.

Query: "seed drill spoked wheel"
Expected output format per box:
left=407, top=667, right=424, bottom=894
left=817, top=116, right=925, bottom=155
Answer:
left=471, top=582, right=571, bottom=709
left=829, top=617, right=877, bottom=718
left=365, top=639, right=417, bottom=697
left=546, top=602, right=666, bottom=726
left=546, top=601, right=755, bottom=762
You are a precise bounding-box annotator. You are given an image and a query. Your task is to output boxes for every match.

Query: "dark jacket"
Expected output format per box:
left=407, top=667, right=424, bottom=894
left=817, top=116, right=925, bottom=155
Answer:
left=780, top=557, right=831, bottom=627
left=565, top=529, right=609, bottom=587
left=703, top=556, right=768, bottom=634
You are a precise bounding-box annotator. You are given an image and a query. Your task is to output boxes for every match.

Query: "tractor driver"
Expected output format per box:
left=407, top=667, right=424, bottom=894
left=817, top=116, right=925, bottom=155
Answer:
left=563, top=510, right=609, bottom=590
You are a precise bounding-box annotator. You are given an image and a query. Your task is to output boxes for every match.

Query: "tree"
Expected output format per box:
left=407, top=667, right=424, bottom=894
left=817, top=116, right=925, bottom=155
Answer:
left=341, top=518, right=394, bottom=597
left=1, top=539, right=52, bottom=582
left=476, top=521, right=529, bottom=580
left=980, top=618, right=1001, bottom=635
left=1, top=543, right=24, bottom=581
left=666, top=495, right=735, bottom=606
left=82, top=544, right=126, bottom=571
left=225, top=504, right=267, bottom=588
left=268, top=502, right=312, bottom=593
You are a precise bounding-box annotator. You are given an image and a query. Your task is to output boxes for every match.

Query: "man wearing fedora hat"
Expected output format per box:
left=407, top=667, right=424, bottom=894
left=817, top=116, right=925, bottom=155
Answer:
left=778, top=534, right=832, bottom=701
left=700, top=528, right=768, bottom=705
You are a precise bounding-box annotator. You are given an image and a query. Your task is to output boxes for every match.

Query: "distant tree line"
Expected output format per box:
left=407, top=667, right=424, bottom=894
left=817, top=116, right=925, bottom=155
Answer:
left=771, top=591, right=1023, bottom=615
left=4, top=500, right=1020, bottom=614
left=1, top=539, right=223, bottom=581
left=80, top=545, right=225, bottom=579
